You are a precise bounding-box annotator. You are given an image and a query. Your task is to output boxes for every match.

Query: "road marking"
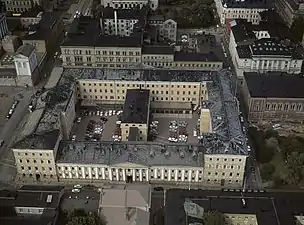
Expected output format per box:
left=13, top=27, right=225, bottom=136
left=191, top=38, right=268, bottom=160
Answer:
left=0, top=161, right=16, bottom=168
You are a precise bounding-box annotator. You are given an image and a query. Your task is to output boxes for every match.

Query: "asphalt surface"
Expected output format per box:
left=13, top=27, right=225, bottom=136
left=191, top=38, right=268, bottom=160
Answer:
left=61, top=187, right=100, bottom=213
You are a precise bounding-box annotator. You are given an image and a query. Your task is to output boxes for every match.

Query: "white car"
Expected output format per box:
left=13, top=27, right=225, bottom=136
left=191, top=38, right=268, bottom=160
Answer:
left=100, top=111, right=103, bottom=116
left=104, top=111, right=108, bottom=117
left=96, top=111, right=100, bottom=116
left=247, top=145, right=251, bottom=152
left=109, top=110, right=113, bottom=116
left=193, top=130, right=197, bottom=137
left=74, top=184, right=82, bottom=189
left=72, top=135, right=76, bottom=141
left=72, top=188, right=80, bottom=193
left=77, top=117, right=81, bottom=123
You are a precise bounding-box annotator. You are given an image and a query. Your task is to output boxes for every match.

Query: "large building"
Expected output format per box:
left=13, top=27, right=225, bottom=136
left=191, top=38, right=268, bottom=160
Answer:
left=12, top=68, right=248, bottom=188
left=214, top=0, right=273, bottom=25
left=165, top=189, right=304, bottom=225
left=228, top=19, right=304, bottom=78
left=147, top=15, right=177, bottom=42
left=275, top=0, right=304, bottom=27
left=4, top=0, right=41, bottom=12
left=242, top=72, right=304, bottom=123
left=60, top=17, right=223, bottom=70
left=100, top=7, right=147, bottom=36
left=100, top=0, right=158, bottom=11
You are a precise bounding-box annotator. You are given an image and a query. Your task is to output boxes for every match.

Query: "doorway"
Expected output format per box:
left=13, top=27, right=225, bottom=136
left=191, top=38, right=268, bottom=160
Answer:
left=126, top=175, right=133, bottom=183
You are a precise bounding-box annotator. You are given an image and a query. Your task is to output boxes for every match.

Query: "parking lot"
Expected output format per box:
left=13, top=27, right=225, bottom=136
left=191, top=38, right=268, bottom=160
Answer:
left=60, top=187, right=100, bottom=213
left=153, top=113, right=200, bottom=144
left=71, top=109, right=123, bottom=142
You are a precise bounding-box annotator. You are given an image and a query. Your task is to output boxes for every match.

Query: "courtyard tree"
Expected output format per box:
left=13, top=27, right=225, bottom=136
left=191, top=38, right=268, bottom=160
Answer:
left=202, top=211, right=230, bottom=225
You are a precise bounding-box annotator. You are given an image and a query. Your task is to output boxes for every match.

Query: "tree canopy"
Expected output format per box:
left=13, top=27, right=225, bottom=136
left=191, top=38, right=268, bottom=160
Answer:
left=66, top=209, right=101, bottom=225
left=202, top=211, right=230, bottom=225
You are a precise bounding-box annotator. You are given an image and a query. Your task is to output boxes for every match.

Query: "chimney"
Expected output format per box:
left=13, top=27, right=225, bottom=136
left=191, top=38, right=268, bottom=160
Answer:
left=114, top=10, right=118, bottom=36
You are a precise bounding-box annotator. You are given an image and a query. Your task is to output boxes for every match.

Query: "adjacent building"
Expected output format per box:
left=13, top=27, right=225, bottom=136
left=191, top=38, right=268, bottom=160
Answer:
left=61, top=17, right=223, bottom=70
left=100, top=0, right=158, bottom=11
left=275, top=0, right=304, bottom=27
left=242, top=72, right=304, bottom=123
left=228, top=19, right=304, bottom=77
left=4, top=0, right=41, bottom=12
left=100, top=7, right=147, bottom=36
left=12, top=68, right=248, bottom=188
left=147, top=15, right=177, bottom=42
left=165, top=189, right=304, bottom=225
left=214, top=0, right=273, bottom=25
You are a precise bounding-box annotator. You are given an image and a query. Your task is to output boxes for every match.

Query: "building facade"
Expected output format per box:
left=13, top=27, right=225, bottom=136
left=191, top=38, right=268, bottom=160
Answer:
left=147, top=17, right=177, bottom=42
left=100, top=0, right=158, bottom=11
left=275, top=0, right=304, bottom=27
left=214, top=0, right=272, bottom=25
left=4, top=0, right=41, bottom=12
left=0, top=13, right=8, bottom=40
left=242, top=72, right=304, bottom=123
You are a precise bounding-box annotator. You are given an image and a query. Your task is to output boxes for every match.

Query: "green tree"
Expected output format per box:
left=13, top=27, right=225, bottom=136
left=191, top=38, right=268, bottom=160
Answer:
left=284, top=152, right=304, bottom=185
left=260, top=163, right=275, bottom=181
left=202, top=211, right=230, bottom=225
left=66, top=209, right=101, bottom=225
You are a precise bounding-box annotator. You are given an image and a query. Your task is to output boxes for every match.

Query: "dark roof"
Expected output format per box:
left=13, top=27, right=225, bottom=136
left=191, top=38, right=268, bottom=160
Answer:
left=174, top=52, right=220, bottom=62
left=12, top=130, right=60, bottom=150
left=250, top=39, right=293, bottom=56
left=128, top=127, right=139, bottom=141
left=222, top=0, right=273, bottom=8
left=20, top=7, right=43, bottom=17
left=244, top=72, right=304, bottom=98
left=15, top=44, right=35, bottom=57
left=236, top=45, right=251, bottom=58
left=101, top=7, right=146, bottom=20
left=142, top=45, right=174, bottom=55
left=165, top=189, right=304, bottom=225
left=121, top=89, right=150, bottom=124
left=231, top=23, right=256, bottom=43
left=62, top=17, right=142, bottom=47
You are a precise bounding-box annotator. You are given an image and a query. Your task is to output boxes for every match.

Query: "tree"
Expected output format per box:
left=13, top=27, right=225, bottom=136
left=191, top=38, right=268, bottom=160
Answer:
left=202, top=211, right=230, bottom=225
left=260, top=163, right=275, bottom=181
left=66, top=209, right=101, bottom=225
left=283, top=152, right=304, bottom=185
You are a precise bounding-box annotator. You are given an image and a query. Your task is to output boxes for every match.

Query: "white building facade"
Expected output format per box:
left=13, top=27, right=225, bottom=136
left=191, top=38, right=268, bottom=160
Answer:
left=214, top=0, right=271, bottom=25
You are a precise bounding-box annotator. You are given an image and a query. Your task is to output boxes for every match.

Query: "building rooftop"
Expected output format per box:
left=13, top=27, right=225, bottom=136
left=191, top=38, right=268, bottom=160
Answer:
left=12, top=130, right=60, bottom=150
left=56, top=141, right=204, bottom=166
left=121, top=89, right=150, bottom=124
left=101, top=7, right=147, bottom=20
left=142, top=45, right=175, bottom=55
left=20, top=7, right=43, bottom=18
left=221, top=0, right=273, bottom=8
left=174, top=52, right=220, bottom=62
left=231, top=22, right=256, bottom=44
left=62, top=17, right=142, bottom=47
left=15, top=44, right=35, bottom=57
left=244, top=72, right=304, bottom=98
left=165, top=189, right=304, bottom=225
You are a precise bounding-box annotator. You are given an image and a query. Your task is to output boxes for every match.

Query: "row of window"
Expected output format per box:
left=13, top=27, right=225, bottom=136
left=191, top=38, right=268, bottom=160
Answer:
left=19, top=159, right=52, bottom=164
left=20, top=166, right=53, bottom=171
left=207, top=157, right=243, bottom=162
left=64, top=49, right=141, bottom=56
left=16, top=152, right=50, bottom=157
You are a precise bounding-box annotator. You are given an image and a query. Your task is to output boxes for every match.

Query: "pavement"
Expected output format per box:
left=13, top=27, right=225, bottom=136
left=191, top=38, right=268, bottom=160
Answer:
left=61, top=187, right=100, bottom=212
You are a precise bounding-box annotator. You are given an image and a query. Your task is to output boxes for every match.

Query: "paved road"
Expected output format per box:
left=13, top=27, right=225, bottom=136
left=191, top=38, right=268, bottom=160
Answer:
left=61, top=188, right=100, bottom=212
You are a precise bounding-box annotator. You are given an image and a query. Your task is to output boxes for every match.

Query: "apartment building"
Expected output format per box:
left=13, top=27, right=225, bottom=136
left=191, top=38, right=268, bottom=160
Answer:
left=229, top=20, right=304, bottom=77
left=148, top=15, right=177, bottom=42
left=275, top=0, right=304, bottom=27
left=242, top=72, right=304, bottom=123
left=4, top=0, right=41, bottom=12
left=214, top=0, right=273, bottom=25
left=100, top=7, right=147, bottom=36
left=12, top=68, right=248, bottom=188
left=100, top=0, right=158, bottom=11
left=61, top=17, right=223, bottom=70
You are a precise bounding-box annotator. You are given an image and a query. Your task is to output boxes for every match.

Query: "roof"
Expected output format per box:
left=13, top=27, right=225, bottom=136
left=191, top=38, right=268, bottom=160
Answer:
left=12, top=130, right=60, bottom=150
left=15, top=44, right=35, bottom=57
left=62, top=17, right=142, bottom=47
left=129, top=127, right=139, bottom=141
left=165, top=189, right=304, bottom=225
left=174, top=52, right=220, bottom=62
left=56, top=141, right=204, bottom=166
left=221, top=0, right=273, bottom=8
left=231, top=22, right=256, bottom=43
left=250, top=39, right=293, bottom=56
left=142, top=45, right=174, bottom=55
left=20, top=7, right=43, bottom=17
left=121, top=89, right=150, bottom=124
left=244, top=72, right=304, bottom=98
left=101, top=7, right=146, bottom=20
left=19, top=185, right=64, bottom=192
